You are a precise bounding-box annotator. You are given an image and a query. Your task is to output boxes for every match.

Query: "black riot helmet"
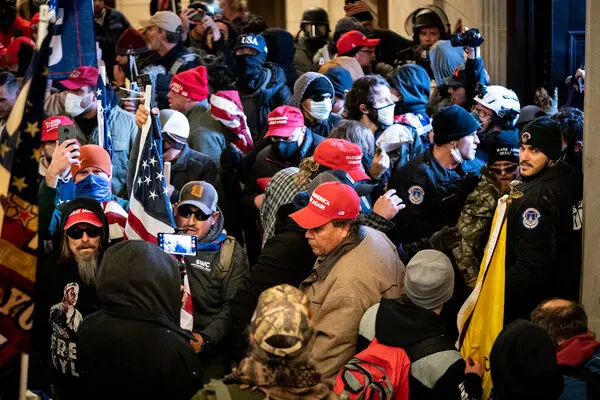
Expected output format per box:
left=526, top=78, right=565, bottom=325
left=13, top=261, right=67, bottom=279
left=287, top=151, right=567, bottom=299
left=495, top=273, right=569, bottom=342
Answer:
left=300, top=7, right=330, bottom=39
left=405, top=5, right=450, bottom=44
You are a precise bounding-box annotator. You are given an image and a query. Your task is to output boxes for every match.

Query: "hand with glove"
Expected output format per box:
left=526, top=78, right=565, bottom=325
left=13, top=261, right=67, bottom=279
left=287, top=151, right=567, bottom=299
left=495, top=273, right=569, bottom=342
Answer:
left=220, top=144, right=244, bottom=172
left=429, top=226, right=461, bottom=252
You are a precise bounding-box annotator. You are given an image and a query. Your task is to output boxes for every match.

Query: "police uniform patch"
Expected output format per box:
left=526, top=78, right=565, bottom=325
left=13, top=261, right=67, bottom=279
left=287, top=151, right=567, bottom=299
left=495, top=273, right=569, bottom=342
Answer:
left=408, top=185, right=425, bottom=205
left=522, top=207, right=541, bottom=230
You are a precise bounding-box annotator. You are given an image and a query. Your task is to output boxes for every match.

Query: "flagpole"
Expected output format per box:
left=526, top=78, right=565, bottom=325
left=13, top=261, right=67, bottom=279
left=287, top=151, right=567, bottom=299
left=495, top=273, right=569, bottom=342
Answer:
left=19, top=353, right=29, bottom=400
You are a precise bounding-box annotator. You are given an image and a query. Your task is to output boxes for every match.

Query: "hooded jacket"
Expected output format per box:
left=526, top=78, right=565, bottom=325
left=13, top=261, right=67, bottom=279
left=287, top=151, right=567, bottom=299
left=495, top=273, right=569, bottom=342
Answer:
left=32, top=198, right=109, bottom=396
left=556, top=334, right=600, bottom=400
left=186, top=100, right=229, bottom=162
left=294, top=34, right=328, bottom=75
left=505, top=162, right=583, bottom=323
left=290, top=72, right=342, bottom=138
left=183, top=210, right=248, bottom=348
left=374, top=296, right=482, bottom=399
left=263, top=28, right=298, bottom=91
left=387, top=64, right=431, bottom=169
left=77, top=241, right=203, bottom=400
left=236, top=61, right=292, bottom=137
left=428, top=40, right=465, bottom=87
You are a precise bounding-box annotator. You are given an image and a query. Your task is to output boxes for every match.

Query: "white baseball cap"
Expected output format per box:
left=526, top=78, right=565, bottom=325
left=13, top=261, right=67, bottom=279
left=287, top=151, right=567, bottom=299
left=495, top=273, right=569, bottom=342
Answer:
left=160, top=109, right=189, bottom=144
left=140, top=11, right=182, bottom=33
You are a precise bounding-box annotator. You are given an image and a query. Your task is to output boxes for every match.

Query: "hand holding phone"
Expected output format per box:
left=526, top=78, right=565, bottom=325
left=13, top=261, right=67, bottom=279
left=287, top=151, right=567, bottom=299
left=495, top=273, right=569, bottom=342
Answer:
left=45, top=138, right=80, bottom=188
left=58, top=125, right=77, bottom=144
left=158, top=233, right=197, bottom=256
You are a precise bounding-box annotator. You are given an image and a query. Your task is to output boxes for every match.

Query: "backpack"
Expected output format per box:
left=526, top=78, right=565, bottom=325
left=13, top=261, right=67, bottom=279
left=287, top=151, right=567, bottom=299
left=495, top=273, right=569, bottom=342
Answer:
left=335, top=339, right=410, bottom=400
left=215, top=236, right=237, bottom=280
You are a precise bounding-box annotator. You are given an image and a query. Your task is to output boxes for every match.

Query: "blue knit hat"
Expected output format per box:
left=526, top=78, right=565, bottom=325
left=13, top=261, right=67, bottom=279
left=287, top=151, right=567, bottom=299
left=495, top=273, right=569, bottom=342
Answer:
left=324, top=67, right=353, bottom=99
left=432, top=105, right=480, bottom=145
left=235, top=34, right=268, bottom=54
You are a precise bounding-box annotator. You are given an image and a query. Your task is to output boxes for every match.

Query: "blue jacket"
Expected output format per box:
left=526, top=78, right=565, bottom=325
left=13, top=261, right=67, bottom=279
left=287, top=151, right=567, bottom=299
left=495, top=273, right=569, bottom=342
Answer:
left=560, top=341, right=600, bottom=400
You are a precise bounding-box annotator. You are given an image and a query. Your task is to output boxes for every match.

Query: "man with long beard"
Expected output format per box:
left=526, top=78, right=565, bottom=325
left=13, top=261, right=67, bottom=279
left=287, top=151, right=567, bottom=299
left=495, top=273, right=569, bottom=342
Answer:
left=33, top=198, right=109, bottom=400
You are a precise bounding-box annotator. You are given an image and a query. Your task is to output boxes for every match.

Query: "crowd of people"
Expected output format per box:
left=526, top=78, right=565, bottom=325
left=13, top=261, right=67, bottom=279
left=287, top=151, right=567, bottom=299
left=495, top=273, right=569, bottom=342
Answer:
left=0, top=0, right=593, bottom=399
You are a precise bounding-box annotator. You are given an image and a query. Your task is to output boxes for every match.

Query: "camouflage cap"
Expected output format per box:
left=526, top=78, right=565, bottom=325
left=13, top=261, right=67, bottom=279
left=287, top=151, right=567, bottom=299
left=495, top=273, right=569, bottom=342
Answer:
left=250, top=284, right=313, bottom=358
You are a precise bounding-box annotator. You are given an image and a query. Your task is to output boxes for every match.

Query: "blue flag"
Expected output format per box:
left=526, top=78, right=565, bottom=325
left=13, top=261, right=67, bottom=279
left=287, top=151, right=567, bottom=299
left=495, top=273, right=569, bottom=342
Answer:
left=48, top=0, right=98, bottom=79
left=96, top=74, right=114, bottom=159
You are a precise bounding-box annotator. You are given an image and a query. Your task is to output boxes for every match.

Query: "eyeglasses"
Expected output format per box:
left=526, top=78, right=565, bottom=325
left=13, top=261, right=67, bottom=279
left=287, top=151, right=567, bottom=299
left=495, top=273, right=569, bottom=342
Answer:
left=473, top=106, right=493, bottom=120
left=66, top=226, right=103, bottom=240
left=177, top=205, right=212, bottom=221
left=359, top=48, right=376, bottom=54
left=489, top=164, right=518, bottom=174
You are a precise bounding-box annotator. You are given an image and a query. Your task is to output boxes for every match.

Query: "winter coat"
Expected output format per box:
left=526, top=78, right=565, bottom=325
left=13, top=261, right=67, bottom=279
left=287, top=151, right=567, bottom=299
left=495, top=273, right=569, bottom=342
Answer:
left=32, top=198, right=109, bottom=399
left=294, top=35, right=327, bottom=75
left=300, top=226, right=405, bottom=379
left=505, top=162, right=583, bottom=323
left=374, top=296, right=483, bottom=399
left=453, top=167, right=501, bottom=288
left=236, top=63, right=292, bottom=137
left=183, top=213, right=249, bottom=348
left=94, top=7, right=131, bottom=80
left=185, top=100, right=229, bottom=162
left=387, top=148, right=483, bottom=245
left=229, top=202, right=317, bottom=362
left=557, top=334, right=600, bottom=400
left=72, top=106, right=138, bottom=198
left=77, top=241, right=203, bottom=400
left=138, top=43, right=200, bottom=109
left=241, top=128, right=323, bottom=212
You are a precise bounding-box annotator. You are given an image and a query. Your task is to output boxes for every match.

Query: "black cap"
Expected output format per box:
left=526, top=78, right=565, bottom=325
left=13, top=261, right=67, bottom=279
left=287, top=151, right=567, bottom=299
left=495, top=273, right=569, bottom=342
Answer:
left=325, top=67, right=353, bottom=98
left=519, top=117, right=562, bottom=161
left=188, top=1, right=214, bottom=16
left=488, top=131, right=519, bottom=164
left=301, top=7, right=329, bottom=26
left=432, top=105, right=480, bottom=145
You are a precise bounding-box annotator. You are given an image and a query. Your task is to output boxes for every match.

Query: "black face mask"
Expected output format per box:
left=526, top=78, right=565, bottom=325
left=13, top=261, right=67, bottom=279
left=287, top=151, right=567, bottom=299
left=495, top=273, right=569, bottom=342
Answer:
left=235, top=53, right=265, bottom=78
left=272, top=140, right=299, bottom=160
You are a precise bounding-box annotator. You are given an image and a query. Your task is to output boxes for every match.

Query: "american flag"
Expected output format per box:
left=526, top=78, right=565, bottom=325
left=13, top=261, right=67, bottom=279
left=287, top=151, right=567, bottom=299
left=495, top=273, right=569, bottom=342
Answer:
left=124, top=113, right=194, bottom=330
left=124, top=115, right=174, bottom=242
left=96, top=73, right=114, bottom=159
left=0, top=17, right=52, bottom=367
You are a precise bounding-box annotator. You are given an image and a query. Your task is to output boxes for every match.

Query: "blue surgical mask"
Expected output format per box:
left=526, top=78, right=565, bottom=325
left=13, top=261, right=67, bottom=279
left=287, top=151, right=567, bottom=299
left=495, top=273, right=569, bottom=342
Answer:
left=307, top=99, right=332, bottom=121
left=75, top=174, right=112, bottom=203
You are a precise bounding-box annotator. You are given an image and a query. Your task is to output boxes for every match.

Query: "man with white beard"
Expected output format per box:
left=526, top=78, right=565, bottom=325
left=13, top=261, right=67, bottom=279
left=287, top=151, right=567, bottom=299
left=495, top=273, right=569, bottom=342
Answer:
left=33, top=198, right=109, bottom=400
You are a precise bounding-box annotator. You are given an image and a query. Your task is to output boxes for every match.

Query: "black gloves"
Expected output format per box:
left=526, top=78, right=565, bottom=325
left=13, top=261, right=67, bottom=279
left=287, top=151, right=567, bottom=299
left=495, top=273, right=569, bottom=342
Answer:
left=429, top=226, right=461, bottom=252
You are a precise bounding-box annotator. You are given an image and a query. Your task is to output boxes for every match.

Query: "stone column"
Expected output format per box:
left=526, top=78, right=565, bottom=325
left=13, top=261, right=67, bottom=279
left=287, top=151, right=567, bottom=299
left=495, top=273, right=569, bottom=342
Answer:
left=581, top=0, right=600, bottom=333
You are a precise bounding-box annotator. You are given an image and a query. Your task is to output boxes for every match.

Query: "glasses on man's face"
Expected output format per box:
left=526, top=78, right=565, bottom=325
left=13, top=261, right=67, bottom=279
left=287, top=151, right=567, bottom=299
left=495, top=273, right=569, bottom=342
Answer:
left=359, top=48, right=375, bottom=55
left=474, top=106, right=493, bottom=120
left=177, top=205, right=211, bottom=221
left=66, top=226, right=103, bottom=240
left=489, top=164, right=518, bottom=175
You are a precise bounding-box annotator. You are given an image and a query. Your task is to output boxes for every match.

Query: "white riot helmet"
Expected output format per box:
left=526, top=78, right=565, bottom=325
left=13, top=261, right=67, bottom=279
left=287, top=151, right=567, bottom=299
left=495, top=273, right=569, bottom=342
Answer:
left=473, top=85, right=521, bottom=129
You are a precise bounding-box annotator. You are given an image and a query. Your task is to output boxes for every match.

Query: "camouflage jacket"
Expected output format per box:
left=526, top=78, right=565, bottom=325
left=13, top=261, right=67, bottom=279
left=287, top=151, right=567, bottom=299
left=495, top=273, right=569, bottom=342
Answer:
left=453, top=166, right=501, bottom=288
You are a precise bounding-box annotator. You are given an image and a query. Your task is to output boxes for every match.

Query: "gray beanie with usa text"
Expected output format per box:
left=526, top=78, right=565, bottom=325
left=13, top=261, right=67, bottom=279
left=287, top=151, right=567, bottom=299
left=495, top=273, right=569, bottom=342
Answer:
left=405, top=250, right=454, bottom=310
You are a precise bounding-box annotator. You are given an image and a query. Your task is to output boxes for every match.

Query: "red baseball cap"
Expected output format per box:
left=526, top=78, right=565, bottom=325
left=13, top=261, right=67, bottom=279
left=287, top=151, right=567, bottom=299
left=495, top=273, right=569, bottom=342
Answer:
left=314, top=139, right=370, bottom=181
left=336, top=30, right=380, bottom=56
left=290, top=181, right=360, bottom=229
left=64, top=208, right=103, bottom=231
left=59, top=66, right=99, bottom=90
left=264, top=106, right=305, bottom=138
left=41, top=116, right=74, bottom=142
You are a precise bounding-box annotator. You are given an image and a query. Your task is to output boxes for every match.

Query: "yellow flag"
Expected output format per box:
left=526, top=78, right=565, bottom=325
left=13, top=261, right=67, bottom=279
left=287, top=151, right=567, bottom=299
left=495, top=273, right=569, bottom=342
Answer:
left=457, top=195, right=508, bottom=399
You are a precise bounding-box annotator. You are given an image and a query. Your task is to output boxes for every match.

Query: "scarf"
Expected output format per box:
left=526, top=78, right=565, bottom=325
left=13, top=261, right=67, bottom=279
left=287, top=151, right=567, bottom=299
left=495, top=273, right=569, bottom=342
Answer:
left=225, top=356, right=331, bottom=400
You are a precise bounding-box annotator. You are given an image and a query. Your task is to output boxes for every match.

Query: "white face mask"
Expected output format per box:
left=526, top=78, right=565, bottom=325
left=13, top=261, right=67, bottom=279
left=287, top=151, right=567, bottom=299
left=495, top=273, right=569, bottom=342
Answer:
left=65, top=92, right=93, bottom=117
left=450, top=146, right=464, bottom=164
left=307, top=99, right=332, bottom=121
left=376, top=103, right=395, bottom=127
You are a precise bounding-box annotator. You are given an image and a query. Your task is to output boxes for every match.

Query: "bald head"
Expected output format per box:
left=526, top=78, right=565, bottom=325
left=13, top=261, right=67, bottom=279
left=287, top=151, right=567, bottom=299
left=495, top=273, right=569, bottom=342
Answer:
left=531, top=298, right=589, bottom=345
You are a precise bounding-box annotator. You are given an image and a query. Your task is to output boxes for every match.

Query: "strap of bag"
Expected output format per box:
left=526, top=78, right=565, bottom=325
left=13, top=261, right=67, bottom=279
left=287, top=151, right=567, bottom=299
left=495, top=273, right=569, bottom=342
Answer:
left=216, top=236, right=236, bottom=280
left=170, top=52, right=201, bottom=76
left=207, top=379, right=233, bottom=400
left=403, top=335, right=457, bottom=363
left=340, top=358, right=393, bottom=400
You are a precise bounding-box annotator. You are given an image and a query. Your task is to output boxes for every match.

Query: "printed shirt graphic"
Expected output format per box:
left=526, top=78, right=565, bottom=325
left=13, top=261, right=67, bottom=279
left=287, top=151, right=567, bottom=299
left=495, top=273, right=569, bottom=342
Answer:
left=49, top=282, right=83, bottom=377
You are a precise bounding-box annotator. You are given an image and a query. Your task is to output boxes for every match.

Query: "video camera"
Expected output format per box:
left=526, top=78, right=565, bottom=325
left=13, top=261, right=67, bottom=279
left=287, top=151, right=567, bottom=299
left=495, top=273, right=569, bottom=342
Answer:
left=450, top=28, right=485, bottom=48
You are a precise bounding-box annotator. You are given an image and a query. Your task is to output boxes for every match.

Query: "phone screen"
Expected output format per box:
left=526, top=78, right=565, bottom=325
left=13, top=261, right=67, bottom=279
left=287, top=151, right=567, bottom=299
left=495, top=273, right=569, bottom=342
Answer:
left=58, top=125, right=77, bottom=144
left=158, top=233, right=197, bottom=256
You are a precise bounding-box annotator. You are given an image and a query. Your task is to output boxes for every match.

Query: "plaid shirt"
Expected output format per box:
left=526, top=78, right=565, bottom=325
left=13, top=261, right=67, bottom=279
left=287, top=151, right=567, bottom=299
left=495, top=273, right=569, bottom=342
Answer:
left=260, top=167, right=302, bottom=247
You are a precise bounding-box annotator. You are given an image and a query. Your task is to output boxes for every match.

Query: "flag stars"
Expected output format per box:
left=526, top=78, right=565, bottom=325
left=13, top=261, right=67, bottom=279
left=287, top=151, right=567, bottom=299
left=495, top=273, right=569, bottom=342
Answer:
left=31, top=148, right=41, bottom=162
left=0, top=143, right=10, bottom=157
left=96, top=89, right=103, bottom=97
left=25, top=122, right=40, bottom=138
left=11, top=176, right=28, bottom=192
left=144, top=176, right=151, bottom=185
left=149, top=156, right=157, bottom=166
left=137, top=177, right=143, bottom=187
left=149, top=190, right=158, bottom=200
left=142, top=159, right=148, bottom=169
left=156, top=171, right=164, bottom=181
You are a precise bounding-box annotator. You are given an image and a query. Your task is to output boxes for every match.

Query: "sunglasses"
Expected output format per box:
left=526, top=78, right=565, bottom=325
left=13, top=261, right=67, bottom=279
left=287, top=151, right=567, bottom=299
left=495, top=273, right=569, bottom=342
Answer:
left=66, top=226, right=103, bottom=240
left=177, top=205, right=212, bottom=221
left=489, top=164, right=519, bottom=174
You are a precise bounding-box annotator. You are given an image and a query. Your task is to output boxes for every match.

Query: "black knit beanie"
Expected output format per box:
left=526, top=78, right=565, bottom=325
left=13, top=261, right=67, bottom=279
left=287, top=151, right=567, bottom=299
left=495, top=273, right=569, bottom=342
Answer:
left=519, top=117, right=562, bottom=161
left=302, top=76, right=335, bottom=101
left=432, top=105, right=480, bottom=145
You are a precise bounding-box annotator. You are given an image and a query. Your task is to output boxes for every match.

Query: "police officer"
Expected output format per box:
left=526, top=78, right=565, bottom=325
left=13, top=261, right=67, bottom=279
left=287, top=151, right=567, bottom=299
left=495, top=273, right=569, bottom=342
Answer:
left=504, top=117, right=582, bottom=323
left=387, top=105, right=483, bottom=246
left=294, top=7, right=330, bottom=74
left=174, top=181, right=249, bottom=379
